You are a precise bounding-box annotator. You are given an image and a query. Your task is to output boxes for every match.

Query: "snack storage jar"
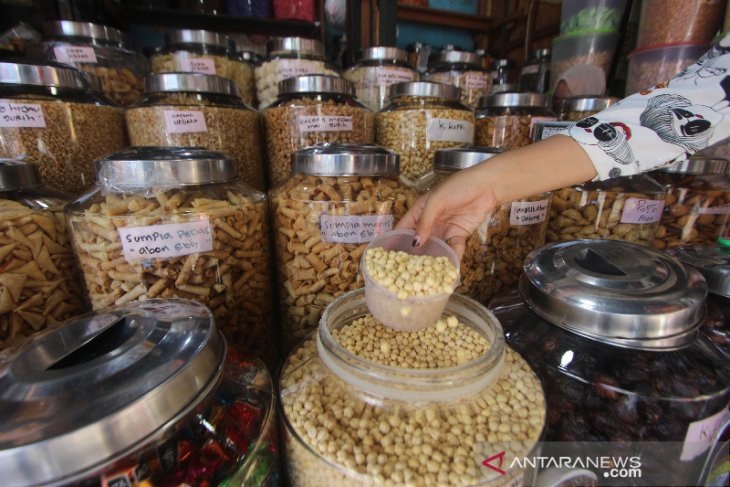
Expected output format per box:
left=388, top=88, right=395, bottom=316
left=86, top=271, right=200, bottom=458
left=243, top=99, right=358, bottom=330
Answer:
left=376, top=81, right=474, bottom=186
left=0, top=60, right=126, bottom=194
left=488, top=58, right=516, bottom=88
left=649, top=157, right=730, bottom=250
left=262, top=75, right=374, bottom=188
left=550, top=32, right=619, bottom=93
left=273, top=0, right=316, bottom=22
left=125, top=72, right=266, bottom=191
left=559, top=0, right=627, bottom=35
left=518, top=48, right=551, bottom=93
left=636, top=0, right=724, bottom=49
left=407, top=42, right=431, bottom=74
left=492, top=240, right=730, bottom=485
left=625, top=43, right=708, bottom=96
left=281, top=288, right=546, bottom=487
left=546, top=174, right=667, bottom=246
left=65, top=147, right=278, bottom=368
left=475, top=92, right=555, bottom=149
left=0, top=160, right=84, bottom=348
left=342, top=46, right=419, bottom=113
left=236, top=50, right=257, bottom=106
left=270, top=144, right=415, bottom=354
left=557, top=94, right=619, bottom=121
left=424, top=49, right=491, bottom=109
left=0, top=299, right=279, bottom=487
left=255, top=37, right=339, bottom=110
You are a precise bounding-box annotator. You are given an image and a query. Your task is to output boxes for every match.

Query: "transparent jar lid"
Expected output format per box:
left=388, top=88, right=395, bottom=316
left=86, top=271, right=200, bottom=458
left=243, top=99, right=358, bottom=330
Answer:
left=165, top=29, right=235, bottom=52
left=659, top=156, right=729, bottom=175
left=292, top=143, right=399, bottom=177
left=478, top=91, right=545, bottom=108
left=0, top=159, right=41, bottom=190
left=358, top=46, right=408, bottom=62
left=0, top=60, right=86, bottom=90
left=434, top=146, right=502, bottom=171
left=389, top=81, right=459, bottom=100
left=144, top=72, right=240, bottom=97
left=278, top=75, right=353, bottom=96
left=562, top=95, right=619, bottom=113
left=429, top=49, right=481, bottom=66
left=43, top=20, right=127, bottom=46
left=267, top=36, right=323, bottom=56
left=668, top=246, right=730, bottom=298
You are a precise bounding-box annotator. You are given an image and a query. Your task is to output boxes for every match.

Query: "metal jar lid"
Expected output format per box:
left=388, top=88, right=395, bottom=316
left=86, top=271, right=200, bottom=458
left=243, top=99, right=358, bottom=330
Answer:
left=165, top=29, right=234, bottom=51
left=43, top=20, right=126, bottom=46
left=95, top=147, right=236, bottom=190
left=667, top=245, right=730, bottom=298
left=0, top=159, right=41, bottom=190
left=429, top=49, right=481, bottom=66
left=144, top=72, right=240, bottom=97
left=268, top=36, right=323, bottom=55
left=519, top=240, right=707, bottom=350
left=434, top=146, right=502, bottom=171
left=389, top=81, right=460, bottom=100
left=562, top=95, right=619, bottom=113
left=659, top=156, right=729, bottom=175
left=0, top=299, right=225, bottom=487
left=359, top=46, right=408, bottom=62
left=278, top=75, right=353, bottom=96
left=0, top=60, right=86, bottom=90
left=478, top=91, right=545, bottom=108
left=292, top=143, right=399, bottom=177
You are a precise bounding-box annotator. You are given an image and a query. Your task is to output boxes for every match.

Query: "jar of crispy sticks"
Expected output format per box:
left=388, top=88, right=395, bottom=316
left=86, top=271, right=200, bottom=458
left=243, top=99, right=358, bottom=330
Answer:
left=65, top=147, right=278, bottom=368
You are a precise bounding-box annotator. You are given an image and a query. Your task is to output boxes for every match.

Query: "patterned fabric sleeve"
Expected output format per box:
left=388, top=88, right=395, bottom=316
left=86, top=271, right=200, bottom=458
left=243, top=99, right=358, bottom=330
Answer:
left=566, top=32, right=730, bottom=180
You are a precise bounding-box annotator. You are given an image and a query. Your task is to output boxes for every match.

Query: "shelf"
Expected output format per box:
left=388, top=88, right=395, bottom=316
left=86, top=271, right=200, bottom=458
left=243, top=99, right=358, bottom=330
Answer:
left=396, top=5, right=494, bottom=31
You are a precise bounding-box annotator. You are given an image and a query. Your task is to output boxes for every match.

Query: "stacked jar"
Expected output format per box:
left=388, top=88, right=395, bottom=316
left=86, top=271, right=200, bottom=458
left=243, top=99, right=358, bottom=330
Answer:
left=270, top=144, right=415, bottom=354
left=0, top=60, right=126, bottom=194
left=254, top=37, right=339, bottom=110
left=65, top=147, right=278, bottom=368
left=376, top=82, right=474, bottom=186
left=488, top=58, right=516, bottom=93
left=343, top=46, right=419, bottom=113
left=518, top=48, right=551, bottom=93
left=235, top=50, right=257, bottom=106
left=475, top=92, right=555, bottom=150
left=262, top=75, right=374, bottom=187
left=556, top=94, right=619, bottom=121
left=125, top=72, right=266, bottom=191
left=423, top=49, right=490, bottom=109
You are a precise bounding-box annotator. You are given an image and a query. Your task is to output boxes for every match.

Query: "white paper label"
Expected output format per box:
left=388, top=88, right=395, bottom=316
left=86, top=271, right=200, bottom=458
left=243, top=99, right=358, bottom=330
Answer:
left=535, top=122, right=572, bottom=141
left=180, top=57, right=216, bottom=74
left=119, top=220, right=214, bottom=261
left=520, top=64, right=540, bottom=75
left=53, top=45, right=97, bottom=64
left=510, top=199, right=549, bottom=225
left=681, top=408, right=730, bottom=461
left=298, top=115, right=353, bottom=133
left=426, top=117, right=474, bottom=143
left=699, top=204, right=730, bottom=215
left=0, top=101, right=46, bottom=128
left=465, top=73, right=489, bottom=90
left=320, top=214, right=394, bottom=243
left=620, top=198, right=665, bottom=224
left=276, top=59, right=321, bottom=79
left=163, top=110, right=208, bottom=134
left=376, top=67, right=416, bottom=85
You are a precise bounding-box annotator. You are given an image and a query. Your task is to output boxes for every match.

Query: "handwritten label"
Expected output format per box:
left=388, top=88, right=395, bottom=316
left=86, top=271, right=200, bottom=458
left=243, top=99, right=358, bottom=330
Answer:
left=163, top=110, right=208, bottom=134
left=681, top=408, right=730, bottom=461
left=320, top=214, right=394, bottom=243
left=180, top=57, right=216, bottom=75
left=119, top=220, right=213, bottom=261
left=0, top=101, right=46, bottom=128
left=520, top=64, right=540, bottom=75
left=426, top=117, right=474, bottom=143
left=699, top=204, right=730, bottom=215
left=298, top=115, right=353, bottom=133
left=53, top=46, right=97, bottom=64
left=465, top=73, right=489, bottom=90
left=621, top=198, right=665, bottom=224
left=276, top=60, right=321, bottom=79
left=510, top=199, right=549, bottom=225
left=376, top=67, right=416, bottom=85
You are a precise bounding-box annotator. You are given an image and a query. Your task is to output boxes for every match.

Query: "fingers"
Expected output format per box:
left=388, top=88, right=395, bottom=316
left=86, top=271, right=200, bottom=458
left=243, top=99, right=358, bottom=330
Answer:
left=394, top=194, right=427, bottom=232
left=445, top=235, right=467, bottom=260
left=413, top=190, right=444, bottom=248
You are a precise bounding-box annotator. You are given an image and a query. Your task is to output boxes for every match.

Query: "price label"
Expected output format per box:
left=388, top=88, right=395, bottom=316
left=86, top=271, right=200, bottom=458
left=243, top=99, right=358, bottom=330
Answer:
left=510, top=199, right=549, bottom=225
left=276, top=60, right=321, bottom=79
left=620, top=198, right=665, bottom=224
left=298, top=115, right=353, bottom=133
left=118, top=220, right=214, bottom=262
left=180, top=57, right=216, bottom=75
left=320, top=214, right=393, bottom=243
left=426, top=117, right=474, bottom=143
left=465, top=73, right=489, bottom=90
left=163, top=110, right=208, bottom=134
left=0, top=101, right=45, bottom=128
left=376, top=68, right=417, bottom=85
left=681, top=408, right=730, bottom=461
left=53, top=46, right=97, bottom=64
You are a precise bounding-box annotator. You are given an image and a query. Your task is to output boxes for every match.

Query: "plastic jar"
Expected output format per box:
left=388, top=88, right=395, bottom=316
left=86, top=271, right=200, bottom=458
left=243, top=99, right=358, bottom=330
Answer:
left=649, top=157, right=730, bottom=250
left=262, top=75, right=374, bottom=188
left=557, top=94, right=619, bottom=121
left=424, top=49, right=490, bottom=109
left=125, top=72, right=266, bottom=191
left=550, top=32, right=619, bottom=93
left=65, top=147, right=278, bottom=368
left=0, top=60, right=126, bottom=194
left=518, top=48, right=551, bottom=93
left=254, top=37, right=339, bottom=110
left=0, top=299, right=279, bottom=487
left=270, top=144, right=415, bottom=354
left=281, top=288, right=546, bottom=487
left=343, top=46, right=419, bottom=113
left=636, top=0, right=724, bottom=49
left=272, top=0, right=316, bottom=22
left=547, top=174, right=667, bottom=245
left=492, top=240, right=730, bottom=486
left=376, top=82, right=474, bottom=185
left=559, top=0, right=627, bottom=35
left=625, top=43, right=707, bottom=96
left=475, top=92, right=555, bottom=149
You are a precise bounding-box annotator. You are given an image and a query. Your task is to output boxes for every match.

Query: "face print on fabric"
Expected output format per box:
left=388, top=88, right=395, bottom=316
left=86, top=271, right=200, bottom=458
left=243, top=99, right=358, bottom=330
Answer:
left=673, top=66, right=727, bottom=85
left=569, top=116, right=637, bottom=166
left=639, top=93, right=722, bottom=152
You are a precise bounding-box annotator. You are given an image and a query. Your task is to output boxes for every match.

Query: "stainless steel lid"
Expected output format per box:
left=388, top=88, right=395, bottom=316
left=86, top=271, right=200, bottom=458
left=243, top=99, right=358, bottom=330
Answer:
left=389, top=81, right=459, bottom=100
left=0, top=60, right=86, bottom=89
left=0, top=299, right=225, bottom=486
left=165, top=29, right=234, bottom=51
left=478, top=91, right=545, bottom=108
left=96, top=147, right=236, bottom=190
left=43, top=20, right=126, bottom=46
left=0, top=160, right=41, bottom=190
left=268, top=36, right=323, bottom=55
left=144, top=72, right=239, bottom=96
left=278, top=75, right=353, bottom=95
left=658, top=156, right=729, bottom=175
left=430, top=49, right=481, bottom=66
left=519, top=240, right=707, bottom=350
left=434, top=146, right=502, bottom=171
left=359, top=46, right=408, bottom=62
left=667, top=245, right=730, bottom=298
left=292, top=143, right=399, bottom=176
left=562, top=95, right=619, bottom=113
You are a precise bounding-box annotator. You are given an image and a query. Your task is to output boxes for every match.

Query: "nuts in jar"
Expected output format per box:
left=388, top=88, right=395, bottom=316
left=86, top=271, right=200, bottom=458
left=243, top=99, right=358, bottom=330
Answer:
left=424, top=49, right=491, bottom=109
left=475, top=92, right=555, bottom=149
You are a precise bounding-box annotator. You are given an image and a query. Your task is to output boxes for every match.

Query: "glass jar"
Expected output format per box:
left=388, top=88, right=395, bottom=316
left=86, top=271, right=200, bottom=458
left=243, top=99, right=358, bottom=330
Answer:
left=557, top=94, right=619, bottom=121
left=0, top=60, right=126, bottom=194
left=0, top=160, right=85, bottom=348
left=424, top=49, right=491, bottom=109
left=488, top=58, right=516, bottom=92
left=262, top=75, right=374, bottom=188
left=65, top=147, right=278, bottom=368
left=126, top=73, right=266, bottom=191
left=270, top=144, right=415, bottom=354
left=343, top=46, right=419, bottom=113
left=518, top=48, right=551, bottom=93
left=547, top=174, right=667, bottom=246
left=227, top=0, right=271, bottom=18
left=273, top=0, right=316, bottom=22
left=650, top=157, right=730, bottom=250
left=492, top=240, right=730, bottom=486
left=236, top=50, right=257, bottom=106
left=254, top=37, right=340, bottom=110
left=376, top=82, right=474, bottom=186
left=475, top=92, right=555, bottom=149
left=280, top=288, right=546, bottom=487
left=407, top=42, right=431, bottom=74
left=0, top=299, right=279, bottom=487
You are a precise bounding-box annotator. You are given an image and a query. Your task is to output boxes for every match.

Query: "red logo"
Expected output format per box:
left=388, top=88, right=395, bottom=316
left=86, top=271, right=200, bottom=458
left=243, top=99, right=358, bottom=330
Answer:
left=482, top=451, right=506, bottom=475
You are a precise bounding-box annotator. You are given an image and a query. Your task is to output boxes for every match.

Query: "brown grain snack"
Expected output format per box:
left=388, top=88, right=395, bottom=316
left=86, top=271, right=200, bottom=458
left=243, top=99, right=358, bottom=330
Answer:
left=636, top=0, right=724, bottom=48
left=82, top=65, right=145, bottom=106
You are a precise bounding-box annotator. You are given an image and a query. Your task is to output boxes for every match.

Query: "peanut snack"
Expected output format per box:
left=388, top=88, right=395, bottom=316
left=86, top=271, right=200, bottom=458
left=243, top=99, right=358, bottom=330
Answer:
left=82, top=65, right=145, bottom=106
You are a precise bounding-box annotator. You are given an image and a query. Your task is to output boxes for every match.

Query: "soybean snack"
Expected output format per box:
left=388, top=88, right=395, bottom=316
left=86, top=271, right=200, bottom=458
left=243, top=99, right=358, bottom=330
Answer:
left=364, top=247, right=458, bottom=299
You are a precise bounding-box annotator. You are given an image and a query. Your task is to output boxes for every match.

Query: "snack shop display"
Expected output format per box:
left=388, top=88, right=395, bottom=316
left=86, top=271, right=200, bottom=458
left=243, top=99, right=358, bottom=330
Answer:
left=0, top=299, right=279, bottom=487
left=557, top=95, right=619, bottom=121
left=475, top=92, right=555, bottom=149
left=424, top=49, right=491, bottom=109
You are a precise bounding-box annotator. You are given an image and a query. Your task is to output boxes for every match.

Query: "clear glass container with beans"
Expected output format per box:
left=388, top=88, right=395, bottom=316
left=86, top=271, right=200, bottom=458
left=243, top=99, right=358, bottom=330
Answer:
left=125, top=72, right=266, bottom=191
left=475, top=92, right=555, bottom=150
left=0, top=60, right=126, bottom=194
left=262, top=75, right=374, bottom=188
left=270, top=144, right=415, bottom=354
left=376, top=81, right=474, bottom=186
left=492, top=240, right=730, bottom=485
left=281, top=288, right=546, bottom=487
left=0, top=160, right=84, bottom=349
left=65, top=147, right=278, bottom=368
left=342, top=46, right=419, bottom=113
left=423, top=49, right=490, bottom=109
left=557, top=95, right=619, bottom=121
left=546, top=174, right=667, bottom=246
left=255, top=37, right=340, bottom=110
left=649, top=157, right=730, bottom=250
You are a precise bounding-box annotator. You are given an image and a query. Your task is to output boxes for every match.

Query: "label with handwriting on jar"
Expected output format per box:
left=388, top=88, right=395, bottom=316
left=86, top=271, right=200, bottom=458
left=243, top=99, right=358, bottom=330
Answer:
left=620, top=198, right=665, bottom=224
left=0, top=101, right=45, bottom=128
left=119, top=220, right=213, bottom=261
left=276, top=60, right=320, bottom=79
left=465, top=73, right=488, bottom=90
left=681, top=408, right=730, bottom=461
left=54, top=46, right=98, bottom=64
left=164, top=110, right=208, bottom=134
left=180, top=57, right=216, bottom=75
left=510, top=199, right=549, bottom=225
left=298, top=115, right=353, bottom=133
left=376, top=68, right=416, bottom=85
left=426, top=118, right=474, bottom=143
left=320, top=214, right=394, bottom=243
